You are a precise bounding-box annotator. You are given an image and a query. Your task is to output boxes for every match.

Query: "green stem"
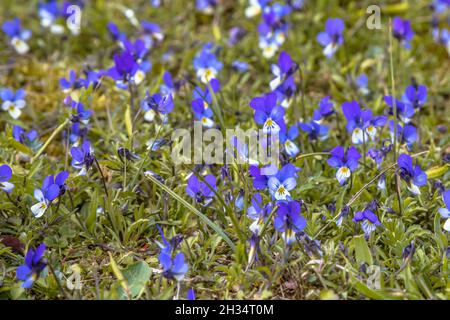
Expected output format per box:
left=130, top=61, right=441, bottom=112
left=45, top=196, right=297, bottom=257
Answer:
left=31, top=119, right=69, bottom=163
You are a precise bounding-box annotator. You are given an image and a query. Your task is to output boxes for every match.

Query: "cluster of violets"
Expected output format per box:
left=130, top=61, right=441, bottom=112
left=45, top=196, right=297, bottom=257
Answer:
left=1, top=1, right=448, bottom=296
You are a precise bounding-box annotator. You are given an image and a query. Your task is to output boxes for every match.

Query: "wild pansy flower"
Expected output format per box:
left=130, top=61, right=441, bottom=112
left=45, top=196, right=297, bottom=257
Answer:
left=270, top=51, right=298, bottom=107
left=355, top=74, right=369, bottom=95
left=141, top=21, right=164, bottom=49
left=438, top=190, right=450, bottom=232
left=2, top=18, right=31, bottom=55
left=31, top=171, right=69, bottom=218
left=245, top=0, right=267, bottom=18
left=70, top=140, right=95, bottom=176
left=59, top=70, right=85, bottom=93
left=193, top=43, right=223, bottom=84
left=12, top=125, right=39, bottom=149
left=247, top=193, right=273, bottom=234
left=257, top=4, right=290, bottom=58
left=160, top=71, right=176, bottom=96
left=402, top=82, right=427, bottom=110
left=106, top=48, right=147, bottom=89
left=191, top=78, right=220, bottom=128
left=383, top=95, right=414, bottom=123
left=185, top=174, right=217, bottom=204
left=196, top=0, right=218, bottom=14
left=388, top=121, right=417, bottom=148
left=69, top=101, right=92, bottom=124
left=141, top=92, right=174, bottom=122
left=16, top=243, right=47, bottom=289
left=392, top=17, right=414, bottom=49
left=267, top=163, right=299, bottom=201
left=342, top=100, right=387, bottom=144
left=269, top=51, right=297, bottom=92
left=0, top=165, right=14, bottom=193
left=1, top=88, right=26, bottom=119
left=432, top=0, right=450, bottom=13
left=317, top=18, right=344, bottom=58
left=313, top=96, right=334, bottom=122
left=367, top=144, right=391, bottom=170
left=68, top=122, right=88, bottom=146
left=249, top=92, right=286, bottom=134
left=280, top=125, right=300, bottom=157
left=107, top=22, right=127, bottom=44
left=327, top=146, right=361, bottom=185
left=397, top=154, right=427, bottom=195
left=248, top=163, right=278, bottom=190
left=274, top=200, right=307, bottom=245
left=247, top=233, right=260, bottom=268
left=299, top=121, right=329, bottom=141
left=228, top=27, right=247, bottom=46
left=38, top=0, right=64, bottom=34
left=353, top=210, right=381, bottom=236
left=157, top=227, right=188, bottom=282
left=231, top=60, right=249, bottom=72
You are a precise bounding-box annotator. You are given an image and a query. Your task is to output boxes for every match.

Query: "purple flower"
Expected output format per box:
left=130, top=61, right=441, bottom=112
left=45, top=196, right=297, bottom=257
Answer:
left=1, top=88, right=26, bottom=119
left=317, top=18, right=344, bottom=58
left=367, top=145, right=391, bottom=170
left=191, top=79, right=220, bottom=128
left=107, top=22, right=126, bottom=43
left=269, top=51, right=298, bottom=92
left=249, top=163, right=278, bottom=190
left=388, top=121, right=417, bottom=148
left=383, top=95, right=415, bottom=123
left=196, top=0, right=218, bottom=14
left=392, top=17, right=414, bottom=49
left=70, top=140, right=95, bottom=176
left=397, top=154, right=427, bottom=195
left=12, top=125, right=39, bottom=149
left=299, top=121, right=329, bottom=141
left=187, top=288, right=196, bottom=300
left=59, top=70, right=84, bottom=92
left=157, top=227, right=188, bottom=282
left=141, top=92, right=174, bottom=122
left=0, top=164, right=14, bottom=193
left=353, top=210, right=381, bottom=236
left=2, top=18, right=31, bottom=54
left=280, top=125, right=300, bottom=157
left=228, top=27, right=246, bottom=45
left=402, top=83, right=427, bottom=110
left=274, top=200, right=307, bottom=245
left=267, top=164, right=300, bottom=201
left=160, top=71, right=176, bottom=96
left=313, top=96, right=334, bottom=121
left=106, top=49, right=146, bottom=88
left=355, top=74, right=369, bottom=95
left=16, top=243, right=47, bottom=289
left=247, top=193, right=273, bottom=234
left=438, top=190, right=450, bottom=232
left=185, top=174, right=217, bottom=204
left=327, top=146, right=361, bottom=185
left=31, top=171, right=69, bottom=218
left=249, top=92, right=286, bottom=134
left=193, top=43, right=223, bottom=83
left=342, top=101, right=387, bottom=144
left=231, top=60, right=249, bottom=72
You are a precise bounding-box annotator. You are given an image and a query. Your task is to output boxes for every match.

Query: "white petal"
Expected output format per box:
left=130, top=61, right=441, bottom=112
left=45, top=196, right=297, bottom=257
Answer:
left=144, top=109, right=156, bottom=122
left=366, top=126, right=377, bottom=140
left=201, top=117, right=214, bottom=128
left=352, top=128, right=364, bottom=144
left=2, top=101, right=12, bottom=111
left=285, top=140, right=299, bottom=157
left=0, top=181, right=14, bottom=193
left=323, top=43, right=337, bottom=58
left=407, top=183, right=421, bottom=195
left=31, top=201, right=48, bottom=218
left=8, top=106, right=22, bottom=119
left=270, top=76, right=281, bottom=91
left=444, top=218, right=450, bottom=232
left=438, top=208, right=450, bottom=219
left=336, top=166, right=351, bottom=185
left=12, top=38, right=29, bottom=55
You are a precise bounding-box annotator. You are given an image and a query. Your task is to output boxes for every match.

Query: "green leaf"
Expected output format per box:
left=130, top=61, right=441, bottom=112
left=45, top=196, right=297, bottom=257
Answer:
left=116, top=261, right=152, bottom=299
left=125, top=104, right=133, bottom=137
left=352, top=235, right=373, bottom=265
